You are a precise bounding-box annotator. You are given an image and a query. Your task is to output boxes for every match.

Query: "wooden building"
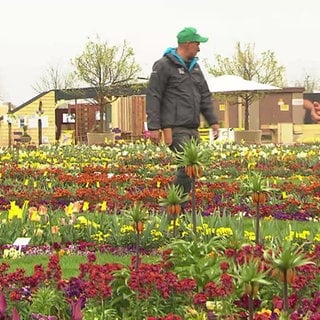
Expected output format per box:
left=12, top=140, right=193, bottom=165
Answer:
left=0, top=91, right=57, bottom=147
left=0, top=85, right=146, bottom=147
left=212, top=87, right=306, bottom=130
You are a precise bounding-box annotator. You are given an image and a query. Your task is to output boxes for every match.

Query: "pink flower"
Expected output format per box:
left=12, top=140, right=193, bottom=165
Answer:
left=0, top=293, right=7, bottom=315
left=12, top=307, right=21, bottom=320
left=72, top=299, right=83, bottom=320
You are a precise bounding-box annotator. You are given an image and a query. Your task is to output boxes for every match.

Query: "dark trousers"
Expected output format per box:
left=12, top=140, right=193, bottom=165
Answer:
left=169, top=127, right=199, bottom=200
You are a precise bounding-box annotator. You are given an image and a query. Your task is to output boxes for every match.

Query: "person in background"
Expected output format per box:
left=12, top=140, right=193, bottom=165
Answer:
left=146, top=26, right=219, bottom=210
left=312, top=100, right=320, bottom=122
left=303, top=97, right=320, bottom=123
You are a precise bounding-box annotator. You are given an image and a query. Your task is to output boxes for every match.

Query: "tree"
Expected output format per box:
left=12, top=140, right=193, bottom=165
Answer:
left=72, top=36, right=141, bottom=132
left=33, top=63, right=77, bottom=93
left=295, top=74, right=320, bottom=93
left=207, top=42, right=285, bottom=130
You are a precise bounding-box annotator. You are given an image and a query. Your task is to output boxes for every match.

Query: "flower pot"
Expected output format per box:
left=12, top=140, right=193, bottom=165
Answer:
left=20, top=134, right=32, bottom=144
left=234, top=130, right=262, bottom=145
left=87, top=132, right=114, bottom=146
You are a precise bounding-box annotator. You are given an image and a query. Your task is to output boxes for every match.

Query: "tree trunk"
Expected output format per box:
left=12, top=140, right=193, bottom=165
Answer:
left=245, top=101, right=250, bottom=130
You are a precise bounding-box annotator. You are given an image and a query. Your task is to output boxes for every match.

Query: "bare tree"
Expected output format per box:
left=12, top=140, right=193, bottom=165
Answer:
left=295, top=74, right=320, bottom=93
left=33, top=64, right=77, bottom=93
left=72, top=35, right=141, bottom=132
left=207, top=42, right=285, bottom=130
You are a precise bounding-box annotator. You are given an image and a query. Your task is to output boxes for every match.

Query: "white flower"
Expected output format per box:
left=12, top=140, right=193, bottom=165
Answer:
left=3, top=248, right=24, bottom=259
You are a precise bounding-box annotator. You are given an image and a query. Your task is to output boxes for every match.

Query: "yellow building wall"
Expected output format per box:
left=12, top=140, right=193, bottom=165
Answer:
left=0, top=92, right=56, bottom=147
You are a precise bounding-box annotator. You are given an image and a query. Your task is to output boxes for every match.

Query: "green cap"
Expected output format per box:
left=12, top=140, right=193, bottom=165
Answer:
left=177, top=27, right=208, bottom=44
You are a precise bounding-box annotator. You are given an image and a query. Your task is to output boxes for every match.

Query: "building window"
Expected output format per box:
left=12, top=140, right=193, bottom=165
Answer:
left=19, top=117, right=26, bottom=128
left=62, top=113, right=76, bottom=123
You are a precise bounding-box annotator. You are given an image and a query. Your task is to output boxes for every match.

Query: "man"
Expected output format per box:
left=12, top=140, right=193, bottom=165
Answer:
left=303, top=95, right=320, bottom=124
left=146, top=26, right=219, bottom=206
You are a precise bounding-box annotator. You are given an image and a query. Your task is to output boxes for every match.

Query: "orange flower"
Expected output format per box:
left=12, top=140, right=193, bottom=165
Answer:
left=51, top=226, right=60, bottom=234
left=38, top=205, right=48, bottom=215
left=166, top=203, right=182, bottom=215
left=72, top=201, right=82, bottom=213
left=28, top=207, right=40, bottom=222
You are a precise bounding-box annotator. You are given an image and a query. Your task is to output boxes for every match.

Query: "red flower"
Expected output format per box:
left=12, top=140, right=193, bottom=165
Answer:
left=220, top=261, right=230, bottom=272
left=193, top=292, right=208, bottom=305
left=272, top=295, right=283, bottom=310
left=87, top=252, right=97, bottom=263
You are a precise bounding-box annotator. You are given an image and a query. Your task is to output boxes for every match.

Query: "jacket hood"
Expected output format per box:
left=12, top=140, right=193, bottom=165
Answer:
left=163, top=47, right=199, bottom=71
left=163, top=47, right=176, bottom=56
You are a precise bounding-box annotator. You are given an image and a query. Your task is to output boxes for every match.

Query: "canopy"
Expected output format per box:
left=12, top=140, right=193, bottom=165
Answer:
left=208, top=75, right=280, bottom=93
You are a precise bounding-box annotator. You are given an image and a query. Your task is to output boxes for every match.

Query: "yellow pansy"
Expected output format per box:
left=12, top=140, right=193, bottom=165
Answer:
left=82, top=201, right=89, bottom=212
left=8, top=201, right=23, bottom=220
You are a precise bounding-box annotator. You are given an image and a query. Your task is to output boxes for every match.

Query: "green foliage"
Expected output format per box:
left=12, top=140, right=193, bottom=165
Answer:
left=264, top=238, right=315, bottom=314
left=165, top=238, right=225, bottom=291
left=232, top=258, right=271, bottom=320
left=264, top=239, right=315, bottom=272
left=233, top=257, right=270, bottom=287
left=159, top=184, right=189, bottom=206
left=208, top=42, right=285, bottom=87
left=105, top=211, right=169, bottom=249
left=176, top=137, right=208, bottom=167
left=241, top=170, right=278, bottom=244
left=30, top=286, right=70, bottom=319
left=73, top=35, right=141, bottom=132
left=123, top=201, right=149, bottom=223
left=73, top=35, right=141, bottom=87
left=82, top=303, right=119, bottom=320
left=241, top=170, right=275, bottom=194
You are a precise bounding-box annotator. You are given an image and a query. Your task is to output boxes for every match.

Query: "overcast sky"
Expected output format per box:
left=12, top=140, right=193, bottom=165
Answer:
left=0, top=0, right=319, bottom=106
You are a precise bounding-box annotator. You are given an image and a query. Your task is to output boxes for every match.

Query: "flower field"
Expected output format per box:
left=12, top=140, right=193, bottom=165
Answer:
left=0, top=140, right=319, bottom=319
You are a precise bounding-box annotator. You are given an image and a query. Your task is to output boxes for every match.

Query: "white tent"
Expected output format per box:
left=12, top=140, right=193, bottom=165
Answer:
left=207, top=75, right=281, bottom=130
left=208, top=75, right=280, bottom=93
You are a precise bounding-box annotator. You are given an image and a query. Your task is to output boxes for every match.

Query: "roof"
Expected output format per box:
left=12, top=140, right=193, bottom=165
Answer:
left=55, top=83, right=147, bottom=101
left=5, top=83, right=148, bottom=115
left=0, top=83, right=148, bottom=121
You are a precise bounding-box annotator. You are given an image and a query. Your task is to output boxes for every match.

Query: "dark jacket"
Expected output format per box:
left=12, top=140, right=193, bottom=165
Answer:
left=146, top=48, right=218, bottom=131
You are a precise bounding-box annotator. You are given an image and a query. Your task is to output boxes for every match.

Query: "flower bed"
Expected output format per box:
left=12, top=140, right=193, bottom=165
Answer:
left=0, top=140, right=319, bottom=319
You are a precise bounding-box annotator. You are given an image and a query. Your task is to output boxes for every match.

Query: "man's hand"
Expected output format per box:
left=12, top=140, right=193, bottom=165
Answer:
left=211, top=124, right=219, bottom=140
left=149, top=130, right=161, bottom=144
left=304, top=99, right=320, bottom=123
left=311, top=101, right=320, bottom=123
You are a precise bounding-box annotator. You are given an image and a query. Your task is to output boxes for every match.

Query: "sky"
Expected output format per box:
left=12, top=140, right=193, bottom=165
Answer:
left=0, top=0, right=319, bottom=106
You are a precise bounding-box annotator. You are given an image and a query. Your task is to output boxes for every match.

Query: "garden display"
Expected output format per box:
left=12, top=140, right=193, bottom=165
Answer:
left=0, top=139, right=319, bottom=319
